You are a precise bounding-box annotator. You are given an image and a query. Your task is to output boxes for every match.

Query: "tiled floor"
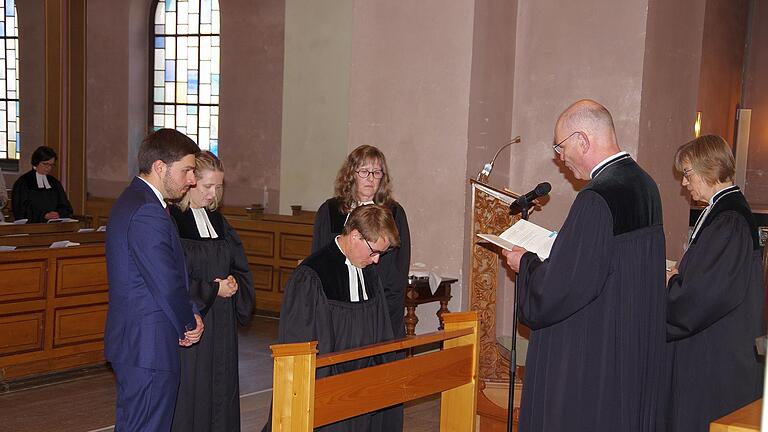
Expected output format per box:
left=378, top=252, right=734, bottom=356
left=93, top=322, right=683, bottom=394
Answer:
left=0, top=316, right=440, bottom=432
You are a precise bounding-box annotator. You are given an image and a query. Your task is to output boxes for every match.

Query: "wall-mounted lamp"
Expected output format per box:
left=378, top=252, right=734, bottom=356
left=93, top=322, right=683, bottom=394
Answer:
left=694, top=111, right=702, bottom=137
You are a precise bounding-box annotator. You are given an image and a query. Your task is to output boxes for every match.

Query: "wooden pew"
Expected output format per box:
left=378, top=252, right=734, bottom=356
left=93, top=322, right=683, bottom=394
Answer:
left=270, top=311, right=479, bottom=431
left=0, top=231, right=105, bottom=250
left=0, top=244, right=108, bottom=380
left=0, top=221, right=80, bottom=236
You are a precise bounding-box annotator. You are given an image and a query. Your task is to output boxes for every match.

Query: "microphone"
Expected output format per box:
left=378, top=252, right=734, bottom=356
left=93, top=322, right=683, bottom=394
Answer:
left=510, top=182, right=551, bottom=214
left=476, top=136, right=522, bottom=182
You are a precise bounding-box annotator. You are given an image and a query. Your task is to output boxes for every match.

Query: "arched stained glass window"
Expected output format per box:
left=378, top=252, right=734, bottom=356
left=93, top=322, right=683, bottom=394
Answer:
left=0, top=0, right=19, bottom=160
left=151, top=0, right=220, bottom=154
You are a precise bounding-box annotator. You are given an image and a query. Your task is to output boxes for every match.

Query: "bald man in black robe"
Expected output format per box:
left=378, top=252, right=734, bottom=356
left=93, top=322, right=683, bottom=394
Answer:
left=504, top=99, right=666, bottom=432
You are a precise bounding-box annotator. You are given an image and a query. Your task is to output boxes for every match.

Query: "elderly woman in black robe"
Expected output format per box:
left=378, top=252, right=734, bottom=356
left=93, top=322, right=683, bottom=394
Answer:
left=312, top=145, right=410, bottom=340
left=170, top=151, right=255, bottom=432
left=11, top=146, right=73, bottom=222
left=664, top=135, right=764, bottom=432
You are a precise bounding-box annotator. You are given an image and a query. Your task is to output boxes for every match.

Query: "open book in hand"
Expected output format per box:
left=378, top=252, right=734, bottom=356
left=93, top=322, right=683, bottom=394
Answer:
left=477, top=219, right=557, bottom=260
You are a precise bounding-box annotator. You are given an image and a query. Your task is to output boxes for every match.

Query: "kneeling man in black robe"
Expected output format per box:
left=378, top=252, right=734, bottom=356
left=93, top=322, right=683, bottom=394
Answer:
left=504, top=99, right=666, bottom=432
left=264, top=204, right=402, bottom=432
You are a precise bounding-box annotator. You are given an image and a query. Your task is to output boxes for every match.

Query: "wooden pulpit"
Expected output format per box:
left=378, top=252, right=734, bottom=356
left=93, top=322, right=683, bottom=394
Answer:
left=467, top=178, right=525, bottom=431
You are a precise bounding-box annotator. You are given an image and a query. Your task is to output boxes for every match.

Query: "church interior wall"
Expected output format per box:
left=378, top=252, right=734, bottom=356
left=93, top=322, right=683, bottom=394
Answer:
left=3, top=0, right=767, bottom=335
left=696, top=0, right=750, bottom=148
left=636, top=0, right=706, bottom=258
left=347, top=0, right=478, bottom=331
left=12, top=0, right=44, bottom=179
left=278, top=0, right=351, bottom=215
left=462, top=0, right=518, bottom=317
left=743, top=0, right=768, bottom=206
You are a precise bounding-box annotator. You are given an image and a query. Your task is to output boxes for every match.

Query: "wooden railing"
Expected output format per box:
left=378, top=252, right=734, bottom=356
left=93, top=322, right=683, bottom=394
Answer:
left=269, top=311, right=479, bottom=431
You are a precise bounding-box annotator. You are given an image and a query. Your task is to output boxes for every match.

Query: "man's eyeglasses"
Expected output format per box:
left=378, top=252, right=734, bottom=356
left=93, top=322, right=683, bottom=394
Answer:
left=682, top=168, right=695, bottom=181
left=363, top=237, right=392, bottom=257
left=356, top=169, right=385, bottom=179
left=552, top=131, right=580, bottom=155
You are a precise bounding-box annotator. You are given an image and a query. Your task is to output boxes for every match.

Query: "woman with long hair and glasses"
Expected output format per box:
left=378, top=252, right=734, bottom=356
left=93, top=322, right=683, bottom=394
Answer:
left=312, top=145, right=411, bottom=341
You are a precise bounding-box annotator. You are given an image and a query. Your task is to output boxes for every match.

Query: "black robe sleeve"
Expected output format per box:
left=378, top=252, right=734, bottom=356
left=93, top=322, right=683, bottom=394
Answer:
left=224, top=217, right=255, bottom=325
left=379, top=203, right=411, bottom=338
left=187, top=275, right=220, bottom=316
left=277, top=266, right=321, bottom=344
left=311, top=200, right=334, bottom=253
left=517, top=190, right=614, bottom=329
left=666, top=211, right=755, bottom=341
left=11, top=172, right=36, bottom=221
left=51, top=177, right=74, bottom=218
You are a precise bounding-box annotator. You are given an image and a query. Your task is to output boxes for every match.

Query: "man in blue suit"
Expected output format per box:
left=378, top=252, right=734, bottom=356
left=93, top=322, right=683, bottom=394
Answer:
left=105, top=129, right=205, bottom=431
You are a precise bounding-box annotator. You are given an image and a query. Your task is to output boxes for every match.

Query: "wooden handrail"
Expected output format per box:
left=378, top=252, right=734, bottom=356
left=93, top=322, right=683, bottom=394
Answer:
left=270, top=311, right=479, bottom=431
left=315, top=327, right=473, bottom=368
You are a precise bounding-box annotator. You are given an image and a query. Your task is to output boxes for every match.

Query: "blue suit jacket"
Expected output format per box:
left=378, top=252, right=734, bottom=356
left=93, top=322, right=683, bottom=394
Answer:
left=104, top=177, right=196, bottom=372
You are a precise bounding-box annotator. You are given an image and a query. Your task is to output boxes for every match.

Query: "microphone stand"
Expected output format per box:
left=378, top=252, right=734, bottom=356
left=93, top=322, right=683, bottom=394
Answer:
left=507, top=197, right=530, bottom=432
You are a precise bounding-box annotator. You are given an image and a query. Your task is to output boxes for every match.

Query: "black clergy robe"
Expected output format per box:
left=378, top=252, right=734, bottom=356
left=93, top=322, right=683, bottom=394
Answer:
left=312, top=197, right=411, bottom=339
left=11, top=169, right=73, bottom=223
left=263, top=242, right=400, bottom=432
left=516, top=155, right=666, bottom=432
left=663, top=188, right=763, bottom=432
left=169, top=206, right=255, bottom=432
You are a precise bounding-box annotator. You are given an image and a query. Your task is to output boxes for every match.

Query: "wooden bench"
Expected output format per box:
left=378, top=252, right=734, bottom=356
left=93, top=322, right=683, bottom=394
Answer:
left=0, top=221, right=80, bottom=236
left=269, top=311, right=479, bottom=431
left=0, top=244, right=108, bottom=380
left=0, top=231, right=105, bottom=250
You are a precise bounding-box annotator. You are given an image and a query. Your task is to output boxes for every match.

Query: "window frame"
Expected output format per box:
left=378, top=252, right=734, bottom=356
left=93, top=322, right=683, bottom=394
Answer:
left=148, top=0, right=220, bottom=154
left=0, top=0, right=20, bottom=170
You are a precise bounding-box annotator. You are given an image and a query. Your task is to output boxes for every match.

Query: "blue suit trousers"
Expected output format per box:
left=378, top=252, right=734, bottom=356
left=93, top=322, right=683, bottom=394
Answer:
left=112, top=363, right=179, bottom=432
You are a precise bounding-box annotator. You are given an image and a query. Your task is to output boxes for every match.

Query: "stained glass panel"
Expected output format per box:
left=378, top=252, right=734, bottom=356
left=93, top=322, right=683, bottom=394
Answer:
left=151, top=0, right=220, bottom=154
left=0, top=1, right=18, bottom=159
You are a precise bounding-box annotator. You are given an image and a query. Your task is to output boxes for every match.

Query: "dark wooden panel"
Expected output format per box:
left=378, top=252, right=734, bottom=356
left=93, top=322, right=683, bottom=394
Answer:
left=0, top=261, right=46, bottom=302
left=250, top=263, right=273, bottom=292
left=0, top=312, right=44, bottom=356
left=280, top=234, right=312, bottom=260
left=56, top=256, right=108, bottom=296
left=239, top=231, right=274, bottom=257
left=54, top=304, right=108, bottom=347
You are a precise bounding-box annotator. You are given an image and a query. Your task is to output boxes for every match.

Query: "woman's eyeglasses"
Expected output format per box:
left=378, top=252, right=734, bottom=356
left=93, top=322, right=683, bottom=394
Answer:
left=356, top=169, right=385, bottom=179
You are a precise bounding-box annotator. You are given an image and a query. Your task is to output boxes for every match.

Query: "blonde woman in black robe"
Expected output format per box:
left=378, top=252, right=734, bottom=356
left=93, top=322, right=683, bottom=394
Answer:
left=664, top=135, right=763, bottom=432
left=170, top=151, right=255, bottom=432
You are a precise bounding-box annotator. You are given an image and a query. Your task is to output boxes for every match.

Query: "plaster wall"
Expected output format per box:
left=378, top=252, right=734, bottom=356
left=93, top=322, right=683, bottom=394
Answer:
left=638, top=0, right=706, bottom=258
left=87, top=0, right=286, bottom=210
left=743, top=0, right=768, bottom=206
left=696, top=0, right=749, bottom=143
left=218, top=0, right=284, bottom=210
left=278, top=0, right=351, bottom=215
left=86, top=0, right=148, bottom=198
left=507, top=0, right=649, bottom=234
left=347, top=0, right=476, bottom=333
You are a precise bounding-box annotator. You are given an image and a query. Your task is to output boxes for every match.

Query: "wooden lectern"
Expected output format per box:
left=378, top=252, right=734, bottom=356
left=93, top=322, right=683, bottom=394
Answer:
left=468, top=178, right=524, bottom=431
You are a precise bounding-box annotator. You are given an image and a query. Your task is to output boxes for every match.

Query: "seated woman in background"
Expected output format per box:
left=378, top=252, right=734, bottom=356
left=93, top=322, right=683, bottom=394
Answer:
left=170, top=151, right=255, bottom=432
left=664, top=134, right=764, bottom=432
left=313, top=145, right=411, bottom=340
left=11, top=146, right=73, bottom=222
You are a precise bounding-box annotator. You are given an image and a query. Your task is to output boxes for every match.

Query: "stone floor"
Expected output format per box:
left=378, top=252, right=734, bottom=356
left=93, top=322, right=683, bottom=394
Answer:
left=0, top=316, right=440, bottom=432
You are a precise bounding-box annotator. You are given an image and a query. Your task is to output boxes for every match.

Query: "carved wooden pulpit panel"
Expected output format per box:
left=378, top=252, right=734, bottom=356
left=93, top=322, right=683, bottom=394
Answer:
left=468, top=179, right=523, bottom=430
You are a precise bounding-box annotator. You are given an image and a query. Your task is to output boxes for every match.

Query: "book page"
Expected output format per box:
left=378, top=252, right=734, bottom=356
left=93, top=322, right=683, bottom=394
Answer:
left=477, top=219, right=557, bottom=260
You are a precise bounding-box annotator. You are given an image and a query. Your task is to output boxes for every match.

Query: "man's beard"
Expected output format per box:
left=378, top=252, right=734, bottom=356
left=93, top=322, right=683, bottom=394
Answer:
left=162, top=171, right=189, bottom=200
